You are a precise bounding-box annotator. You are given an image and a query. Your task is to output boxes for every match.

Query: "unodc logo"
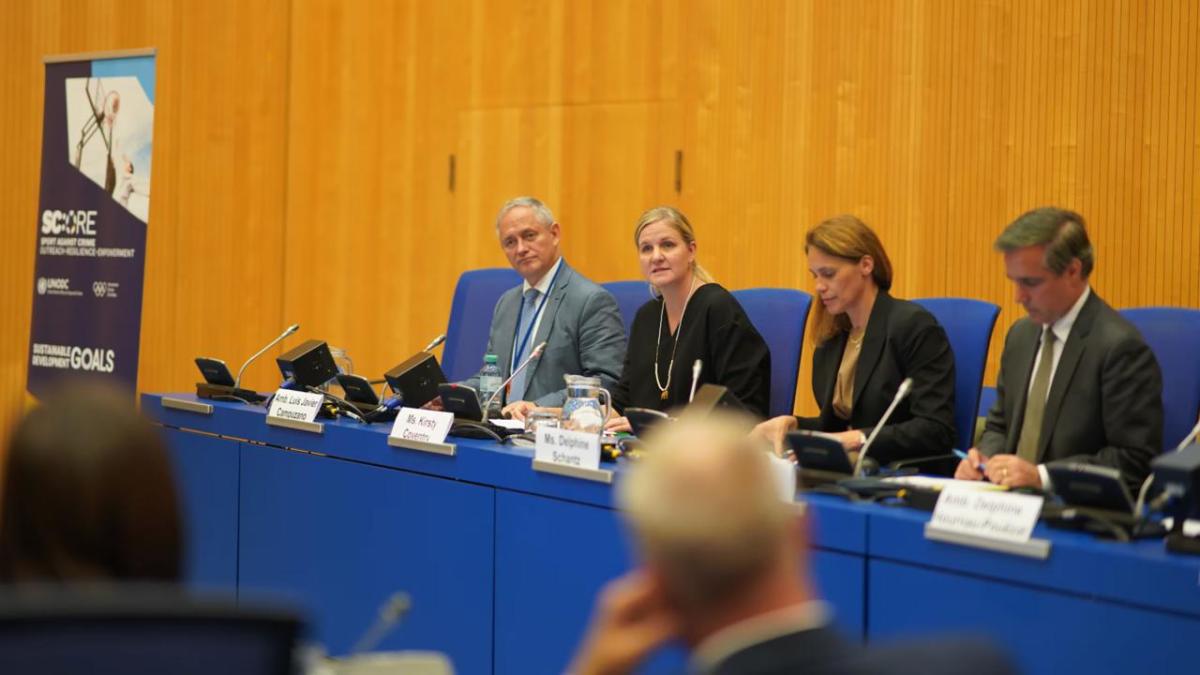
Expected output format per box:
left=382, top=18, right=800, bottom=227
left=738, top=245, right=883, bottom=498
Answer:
left=93, top=282, right=106, bottom=297
left=36, top=278, right=46, bottom=295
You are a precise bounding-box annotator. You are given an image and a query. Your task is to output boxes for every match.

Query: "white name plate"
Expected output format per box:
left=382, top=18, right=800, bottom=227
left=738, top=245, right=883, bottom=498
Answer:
left=267, top=389, right=324, bottom=424
left=390, top=407, right=454, bottom=445
left=535, top=427, right=601, bottom=472
left=929, top=486, right=1043, bottom=544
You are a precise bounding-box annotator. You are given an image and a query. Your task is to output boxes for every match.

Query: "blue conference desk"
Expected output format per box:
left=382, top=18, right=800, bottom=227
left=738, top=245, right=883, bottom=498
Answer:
left=144, top=393, right=1200, bottom=675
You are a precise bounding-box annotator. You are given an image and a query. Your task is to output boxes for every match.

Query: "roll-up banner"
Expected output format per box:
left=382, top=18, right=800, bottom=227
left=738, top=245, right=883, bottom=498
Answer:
left=27, top=49, right=155, bottom=398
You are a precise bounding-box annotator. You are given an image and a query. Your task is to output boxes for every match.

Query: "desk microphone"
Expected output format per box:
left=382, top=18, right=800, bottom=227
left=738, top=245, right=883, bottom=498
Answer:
left=1135, top=416, right=1200, bottom=515
left=422, top=333, right=447, bottom=352
left=373, top=333, right=449, bottom=395
left=350, top=591, right=412, bottom=655
left=1172, top=417, right=1200, bottom=453
left=853, top=378, right=913, bottom=477
left=689, top=359, right=703, bottom=402
left=483, top=341, right=547, bottom=421
left=235, top=323, right=300, bottom=389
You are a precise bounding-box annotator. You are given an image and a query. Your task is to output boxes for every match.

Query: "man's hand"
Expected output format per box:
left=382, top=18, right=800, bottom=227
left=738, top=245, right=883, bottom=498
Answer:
left=750, top=415, right=798, bottom=458
left=954, top=448, right=987, bottom=481
left=568, top=571, right=680, bottom=675
left=984, top=454, right=1041, bottom=488
left=502, top=400, right=537, bottom=421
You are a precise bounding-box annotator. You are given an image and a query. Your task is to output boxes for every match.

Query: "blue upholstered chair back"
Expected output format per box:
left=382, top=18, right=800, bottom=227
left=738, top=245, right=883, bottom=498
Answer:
left=441, top=268, right=522, bottom=382
left=730, top=288, right=813, bottom=417
left=1119, top=307, right=1200, bottom=451
left=601, top=280, right=653, bottom=336
left=913, top=297, right=1000, bottom=451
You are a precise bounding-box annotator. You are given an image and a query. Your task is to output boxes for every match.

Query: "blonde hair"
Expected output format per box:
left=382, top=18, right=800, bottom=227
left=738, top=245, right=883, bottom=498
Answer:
left=617, top=412, right=794, bottom=611
left=805, top=215, right=893, bottom=344
left=633, top=206, right=714, bottom=296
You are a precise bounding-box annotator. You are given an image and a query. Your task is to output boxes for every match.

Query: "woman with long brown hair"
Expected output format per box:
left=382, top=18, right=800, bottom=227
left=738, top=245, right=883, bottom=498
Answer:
left=752, top=215, right=956, bottom=466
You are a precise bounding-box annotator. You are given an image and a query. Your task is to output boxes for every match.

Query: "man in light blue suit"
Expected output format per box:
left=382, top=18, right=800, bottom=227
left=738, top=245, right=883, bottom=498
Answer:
left=462, top=197, right=626, bottom=417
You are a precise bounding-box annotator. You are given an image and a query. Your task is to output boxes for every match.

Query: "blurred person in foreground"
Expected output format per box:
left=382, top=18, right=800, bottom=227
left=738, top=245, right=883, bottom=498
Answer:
left=0, top=385, right=182, bottom=582
left=569, top=413, right=1015, bottom=675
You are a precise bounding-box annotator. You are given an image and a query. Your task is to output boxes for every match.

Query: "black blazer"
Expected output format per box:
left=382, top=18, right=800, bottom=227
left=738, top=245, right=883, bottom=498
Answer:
left=795, top=292, right=956, bottom=464
left=977, top=290, right=1163, bottom=490
left=713, top=625, right=1016, bottom=675
left=613, top=284, right=771, bottom=419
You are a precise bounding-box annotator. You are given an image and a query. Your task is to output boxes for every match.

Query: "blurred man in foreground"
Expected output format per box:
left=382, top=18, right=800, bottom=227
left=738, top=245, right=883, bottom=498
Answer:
left=570, top=413, right=1016, bottom=675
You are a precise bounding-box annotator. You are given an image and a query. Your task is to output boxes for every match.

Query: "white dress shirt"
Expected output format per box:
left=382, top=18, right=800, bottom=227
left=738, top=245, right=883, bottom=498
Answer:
left=1028, top=285, right=1091, bottom=488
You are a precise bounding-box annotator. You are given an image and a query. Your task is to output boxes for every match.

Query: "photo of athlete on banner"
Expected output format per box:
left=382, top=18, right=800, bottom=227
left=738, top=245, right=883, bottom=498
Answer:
left=65, top=76, right=153, bottom=223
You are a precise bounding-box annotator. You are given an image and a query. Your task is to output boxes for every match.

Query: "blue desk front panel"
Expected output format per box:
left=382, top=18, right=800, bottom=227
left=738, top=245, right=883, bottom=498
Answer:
left=237, top=443, right=495, bottom=674
left=162, top=427, right=239, bottom=589
left=868, top=559, right=1200, bottom=675
left=493, top=490, right=687, bottom=675
left=868, top=504, right=1200, bottom=618
left=494, top=492, right=869, bottom=675
left=810, top=549, right=866, bottom=640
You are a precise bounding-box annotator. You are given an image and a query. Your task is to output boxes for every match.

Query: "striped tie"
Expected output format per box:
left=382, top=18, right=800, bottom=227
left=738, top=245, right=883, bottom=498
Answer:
left=508, top=289, right=540, bottom=402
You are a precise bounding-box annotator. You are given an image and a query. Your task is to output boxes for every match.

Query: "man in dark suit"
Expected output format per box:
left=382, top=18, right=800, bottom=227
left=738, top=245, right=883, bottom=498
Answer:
left=956, top=207, right=1163, bottom=491
left=569, top=414, right=1016, bottom=675
left=458, top=197, right=626, bottom=414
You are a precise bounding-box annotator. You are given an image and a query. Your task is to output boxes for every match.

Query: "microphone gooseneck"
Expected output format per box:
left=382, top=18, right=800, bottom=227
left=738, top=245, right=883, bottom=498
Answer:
left=689, top=359, right=703, bottom=403
left=350, top=591, right=412, bottom=656
left=853, top=377, right=913, bottom=477
left=235, top=323, right=300, bottom=389
left=423, top=333, right=447, bottom=352
left=482, top=341, right=547, bottom=422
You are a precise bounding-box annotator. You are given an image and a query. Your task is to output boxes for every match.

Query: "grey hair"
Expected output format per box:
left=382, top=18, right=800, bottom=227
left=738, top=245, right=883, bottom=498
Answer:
left=495, top=196, right=556, bottom=233
left=617, top=412, right=793, bottom=611
left=995, top=207, right=1094, bottom=278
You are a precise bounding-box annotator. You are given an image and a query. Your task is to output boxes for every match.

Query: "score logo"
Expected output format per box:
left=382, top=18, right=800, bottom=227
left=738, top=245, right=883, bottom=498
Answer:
left=41, top=209, right=98, bottom=236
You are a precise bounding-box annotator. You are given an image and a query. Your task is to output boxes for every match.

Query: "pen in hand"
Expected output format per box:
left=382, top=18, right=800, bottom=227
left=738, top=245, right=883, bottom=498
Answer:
left=953, top=449, right=988, bottom=477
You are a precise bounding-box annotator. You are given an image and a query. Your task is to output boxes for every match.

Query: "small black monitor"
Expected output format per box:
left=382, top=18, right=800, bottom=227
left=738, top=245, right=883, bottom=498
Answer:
left=439, top=383, right=484, bottom=421
left=1047, top=462, right=1135, bottom=514
left=195, top=357, right=236, bottom=387
left=625, top=407, right=670, bottom=437
left=786, top=430, right=854, bottom=475
left=0, top=589, right=302, bottom=675
left=336, top=373, right=380, bottom=406
left=385, top=352, right=447, bottom=408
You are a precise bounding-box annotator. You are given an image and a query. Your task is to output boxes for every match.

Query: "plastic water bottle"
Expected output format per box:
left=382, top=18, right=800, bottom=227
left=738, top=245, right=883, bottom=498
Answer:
left=478, top=354, right=502, bottom=416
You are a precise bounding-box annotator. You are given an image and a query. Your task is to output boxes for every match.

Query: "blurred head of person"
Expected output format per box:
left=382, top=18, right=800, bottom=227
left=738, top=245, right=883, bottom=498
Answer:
left=495, top=196, right=563, bottom=285
left=618, top=412, right=814, bottom=643
left=0, top=384, right=182, bottom=583
left=805, top=214, right=894, bottom=344
left=994, top=207, right=1092, bottom=326
left=633, top=206, right=714, bottom=298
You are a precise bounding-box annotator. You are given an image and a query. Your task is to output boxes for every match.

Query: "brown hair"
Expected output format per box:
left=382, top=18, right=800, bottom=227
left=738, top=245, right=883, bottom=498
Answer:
left=805, top=215, right=893, bottom=344
left=634, top=206, right=714, bottom=296
left=0, top=385, right=182, bottom=583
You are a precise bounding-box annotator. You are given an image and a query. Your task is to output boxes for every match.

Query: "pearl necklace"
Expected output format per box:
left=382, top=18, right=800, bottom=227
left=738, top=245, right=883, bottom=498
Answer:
left=654, top=276, right=699, bottom=400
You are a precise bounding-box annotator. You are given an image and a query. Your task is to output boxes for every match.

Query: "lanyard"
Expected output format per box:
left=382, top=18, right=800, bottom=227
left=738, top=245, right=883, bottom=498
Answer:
left=511, top=263, right=561, bottom=373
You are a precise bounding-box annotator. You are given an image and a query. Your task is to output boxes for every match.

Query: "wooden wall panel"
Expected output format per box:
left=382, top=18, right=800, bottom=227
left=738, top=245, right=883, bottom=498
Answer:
left=455, top=102, right=679, bottom=286
left=281, top=0, right=472, bottom=381
left=676, top=0, right=1200, bottom=415
left=2, top=0, right=1197, bottom=436
left=0, top=0, right=289, bottom=442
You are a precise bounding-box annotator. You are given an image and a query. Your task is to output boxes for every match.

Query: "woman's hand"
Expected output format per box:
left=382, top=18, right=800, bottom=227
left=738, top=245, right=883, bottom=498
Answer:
left=749, top=415, right=799, bottom=458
